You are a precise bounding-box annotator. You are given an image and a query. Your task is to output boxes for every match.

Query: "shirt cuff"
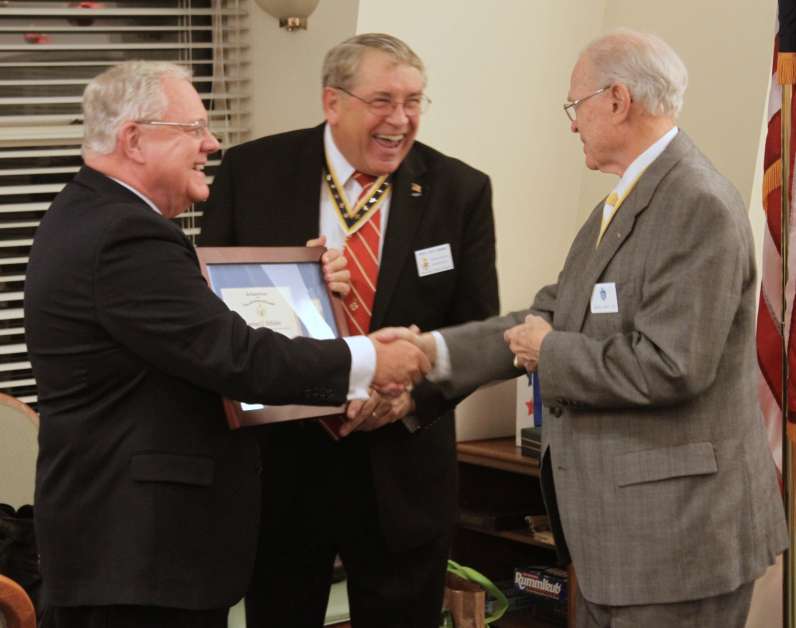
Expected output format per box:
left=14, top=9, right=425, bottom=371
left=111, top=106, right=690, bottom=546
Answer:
left=343, top=336, right=375, bottom=400
left=426, top=331, right=452, bottom=383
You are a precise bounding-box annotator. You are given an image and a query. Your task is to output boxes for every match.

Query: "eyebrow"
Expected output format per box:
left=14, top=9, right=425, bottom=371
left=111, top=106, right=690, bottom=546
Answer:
left=369, top=90, right=423, bottom=97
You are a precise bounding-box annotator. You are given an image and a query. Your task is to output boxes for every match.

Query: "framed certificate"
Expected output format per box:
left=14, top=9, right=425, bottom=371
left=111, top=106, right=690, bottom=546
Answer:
left=196, top=246, right=350, bottom=433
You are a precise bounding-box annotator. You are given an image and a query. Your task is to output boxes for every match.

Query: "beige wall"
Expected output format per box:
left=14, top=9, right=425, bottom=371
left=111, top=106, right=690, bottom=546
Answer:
left=248, top=0, right=358, bottom=138
left=356, top=0, right=606, bottom=437
left=356, top=0, right=605, bottom=313
left=229, top=3, right=784, bottom=621
left=249, top=0, right=779, bottom=502
left=746, top=65, right=780, bottom=628
left=578, top=0, right=775, bottom=219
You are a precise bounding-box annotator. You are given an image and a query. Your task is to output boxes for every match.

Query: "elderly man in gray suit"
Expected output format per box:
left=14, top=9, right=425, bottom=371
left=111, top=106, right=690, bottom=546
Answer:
left=373, top=29, right=788, bottom=627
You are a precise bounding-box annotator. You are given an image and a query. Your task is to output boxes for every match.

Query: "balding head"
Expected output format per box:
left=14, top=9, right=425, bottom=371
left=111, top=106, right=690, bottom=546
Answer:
left=580, top=29, right=688, bottom=120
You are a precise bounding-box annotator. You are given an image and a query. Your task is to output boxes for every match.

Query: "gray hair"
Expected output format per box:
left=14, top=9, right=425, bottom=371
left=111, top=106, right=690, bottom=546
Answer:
left=322, top=33, right=426, bottom=90
left=582, top=29, right=688, bottom=118
left=82, top=60, right=192, bottom=155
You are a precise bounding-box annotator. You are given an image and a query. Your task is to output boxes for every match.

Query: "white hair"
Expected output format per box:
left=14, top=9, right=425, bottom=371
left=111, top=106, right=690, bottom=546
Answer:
left=81, top=60, right=192, bottom=155
left=583, top=29, right=688, bottom=118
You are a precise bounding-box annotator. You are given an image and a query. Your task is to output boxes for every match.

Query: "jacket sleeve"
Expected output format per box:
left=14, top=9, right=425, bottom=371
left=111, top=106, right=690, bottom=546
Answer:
left=95, top=209, right=351, bottom=406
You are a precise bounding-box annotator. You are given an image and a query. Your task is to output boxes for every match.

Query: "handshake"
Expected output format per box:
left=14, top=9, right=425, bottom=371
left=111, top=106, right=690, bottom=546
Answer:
left=367, top=312, right=554, bottom=391
left=341, top=314, right=552, bottom=436
left=340, top=327, right=436, bottom=437
left=369, top=325, right=437, bottom=392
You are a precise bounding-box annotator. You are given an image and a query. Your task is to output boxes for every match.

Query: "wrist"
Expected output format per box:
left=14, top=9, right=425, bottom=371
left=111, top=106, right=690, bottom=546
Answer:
left=420, top=332, right=437, bottom=363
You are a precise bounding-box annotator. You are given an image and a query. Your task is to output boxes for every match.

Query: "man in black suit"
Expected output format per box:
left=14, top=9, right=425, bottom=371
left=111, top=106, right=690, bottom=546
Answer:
left=199, top=33, right=499, bottom=628
left=24, top=60, right=429, bottom=628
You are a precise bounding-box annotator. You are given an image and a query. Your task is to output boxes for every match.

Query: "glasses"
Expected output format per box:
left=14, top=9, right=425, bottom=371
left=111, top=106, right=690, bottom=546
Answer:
left=135, top=119, right=214, bottom=139
left=562, top=86, right=610, bottom=122
left=335, top=87, right=431, bottom=116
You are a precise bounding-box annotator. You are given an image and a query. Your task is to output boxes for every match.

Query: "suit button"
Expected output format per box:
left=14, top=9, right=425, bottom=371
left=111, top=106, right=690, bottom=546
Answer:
left=549, top=406, right=563, bottom=417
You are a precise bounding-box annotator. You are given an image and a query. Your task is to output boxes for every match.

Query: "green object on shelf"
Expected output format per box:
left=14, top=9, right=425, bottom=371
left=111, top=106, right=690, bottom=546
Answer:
left=443, top=559, right=509, bottom=626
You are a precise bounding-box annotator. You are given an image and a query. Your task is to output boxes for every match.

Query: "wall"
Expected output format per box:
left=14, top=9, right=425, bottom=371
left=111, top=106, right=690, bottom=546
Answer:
left=246, top=21, right=783, bottom=625
left=355, top=0, right=606, bottom=437
left=577, top=0, right=776, bottom=219
left=746, top=68, right=781, bottom=628
left=248, top=0, right=359, bottom=138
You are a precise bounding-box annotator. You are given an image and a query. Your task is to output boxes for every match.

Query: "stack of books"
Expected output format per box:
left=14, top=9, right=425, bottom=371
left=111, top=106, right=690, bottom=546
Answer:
left=520, top=427, right=541, bottom=460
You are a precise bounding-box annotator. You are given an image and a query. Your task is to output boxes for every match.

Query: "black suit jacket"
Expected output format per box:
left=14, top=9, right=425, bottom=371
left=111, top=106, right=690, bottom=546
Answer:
left=24, top=166, right=352, bottom=608
left=200, top=124, right=499, bottom=549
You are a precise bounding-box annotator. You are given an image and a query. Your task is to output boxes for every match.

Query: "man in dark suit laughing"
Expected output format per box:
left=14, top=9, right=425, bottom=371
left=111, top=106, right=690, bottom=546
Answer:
left=200, top=33, right=499, bottom=628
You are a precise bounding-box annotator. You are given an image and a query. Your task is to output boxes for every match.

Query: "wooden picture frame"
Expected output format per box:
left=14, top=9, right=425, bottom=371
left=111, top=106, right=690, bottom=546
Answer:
left=196, top=246, right=349, bottom=432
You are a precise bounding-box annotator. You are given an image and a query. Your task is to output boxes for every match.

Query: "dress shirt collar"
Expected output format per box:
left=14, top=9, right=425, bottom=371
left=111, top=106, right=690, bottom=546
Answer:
left=612, top=126, right=679, bottom=200
left=108, top=176, right=163, bottom=215
left=324, top=123, right=356, bottom=186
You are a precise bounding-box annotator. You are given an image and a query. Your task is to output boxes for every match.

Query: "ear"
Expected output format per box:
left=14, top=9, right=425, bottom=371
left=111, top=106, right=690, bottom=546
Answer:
left=609, top=83, right=633, bottom=122
left=118, top=121, right=146, bottom=165
left=322, top=86, right=341, bottom=125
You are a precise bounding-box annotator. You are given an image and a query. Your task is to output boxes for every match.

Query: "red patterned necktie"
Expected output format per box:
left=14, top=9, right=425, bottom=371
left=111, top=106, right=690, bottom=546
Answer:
left=342, top=171, right=380, bottom=334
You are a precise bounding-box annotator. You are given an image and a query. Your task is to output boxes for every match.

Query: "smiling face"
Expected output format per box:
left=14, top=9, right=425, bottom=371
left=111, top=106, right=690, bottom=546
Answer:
left=137, top=76, right=220, bottom=218
left=323, top=49, right=424, bottom=176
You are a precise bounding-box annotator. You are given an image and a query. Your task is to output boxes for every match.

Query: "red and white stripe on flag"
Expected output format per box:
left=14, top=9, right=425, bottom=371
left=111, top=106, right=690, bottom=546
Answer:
left=757, top=28, right=796, bottom=479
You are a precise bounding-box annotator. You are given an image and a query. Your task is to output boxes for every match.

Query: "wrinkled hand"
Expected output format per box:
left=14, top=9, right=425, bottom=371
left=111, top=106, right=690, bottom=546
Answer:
left=370, top=326, right=436, bottom=366
left=341, top=389, right=415, bottom=437
left=370, top=334, right=431, bottom=395
left=504, top=314, right=552, bottom=372
left=306, top=235, right=350, bottom=297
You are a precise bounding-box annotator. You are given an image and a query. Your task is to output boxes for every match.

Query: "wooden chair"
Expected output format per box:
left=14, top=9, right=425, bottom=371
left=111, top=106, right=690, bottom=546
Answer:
left=0, top=574, right=36, bottom=628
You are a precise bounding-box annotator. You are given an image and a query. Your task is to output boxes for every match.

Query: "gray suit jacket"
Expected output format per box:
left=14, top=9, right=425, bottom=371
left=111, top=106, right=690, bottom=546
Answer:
left=440, top=132, right=787, bottom=606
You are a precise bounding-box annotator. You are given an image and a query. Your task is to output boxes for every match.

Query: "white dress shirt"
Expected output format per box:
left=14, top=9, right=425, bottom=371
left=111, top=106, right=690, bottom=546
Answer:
left=320, top=123, right=392, bottom=257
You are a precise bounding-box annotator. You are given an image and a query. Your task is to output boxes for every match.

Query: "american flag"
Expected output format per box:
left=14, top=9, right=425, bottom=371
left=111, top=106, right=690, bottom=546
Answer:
left=757, top=0, right=796, bottom=479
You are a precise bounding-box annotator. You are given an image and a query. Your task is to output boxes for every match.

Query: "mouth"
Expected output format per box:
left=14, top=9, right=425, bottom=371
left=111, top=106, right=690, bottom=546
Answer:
left=193, top=163, right=206, bottom=172
left=372, top=133, right=405, bottom=149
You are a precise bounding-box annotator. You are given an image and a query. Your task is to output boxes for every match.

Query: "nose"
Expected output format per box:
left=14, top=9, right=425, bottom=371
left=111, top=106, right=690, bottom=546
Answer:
left=385, top=102, right=410, bottom=125
left=570, top=118, right=578, bottom=133
left=203, top=131, right=221, bottom=154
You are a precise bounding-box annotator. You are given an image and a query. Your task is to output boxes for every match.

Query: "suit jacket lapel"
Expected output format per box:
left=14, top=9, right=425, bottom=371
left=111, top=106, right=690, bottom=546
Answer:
left=285, top=124, right=326, bottom=241
left=564, top=131, right=694, bottom=332
left=370, top=147, right=429, bottom=330
left=74, top=165, right=198, bottom=256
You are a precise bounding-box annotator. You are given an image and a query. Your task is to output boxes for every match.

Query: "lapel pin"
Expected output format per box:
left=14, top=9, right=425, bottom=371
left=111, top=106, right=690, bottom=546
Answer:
left=410, top=182, right=422, bottom=197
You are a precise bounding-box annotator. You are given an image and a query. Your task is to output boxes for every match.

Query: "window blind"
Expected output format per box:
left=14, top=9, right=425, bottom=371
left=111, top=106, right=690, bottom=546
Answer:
left=0, top=0, right=251, bottom=406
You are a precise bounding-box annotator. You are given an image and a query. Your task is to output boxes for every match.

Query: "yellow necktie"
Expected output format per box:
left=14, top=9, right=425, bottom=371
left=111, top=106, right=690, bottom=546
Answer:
left=596, top=192, right=619, bottom=247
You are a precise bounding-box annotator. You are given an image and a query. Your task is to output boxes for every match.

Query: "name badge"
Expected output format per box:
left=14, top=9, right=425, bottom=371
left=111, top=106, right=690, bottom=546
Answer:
left=591, top=282, right=619, bottom=313
left=415, top=244, right=454, bottom=277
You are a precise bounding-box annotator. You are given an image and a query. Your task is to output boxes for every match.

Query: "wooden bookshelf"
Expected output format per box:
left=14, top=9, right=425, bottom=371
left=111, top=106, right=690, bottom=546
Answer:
left=455, top=437, right=574, bottom=628
left=457, top=438, right=541, bottom=477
